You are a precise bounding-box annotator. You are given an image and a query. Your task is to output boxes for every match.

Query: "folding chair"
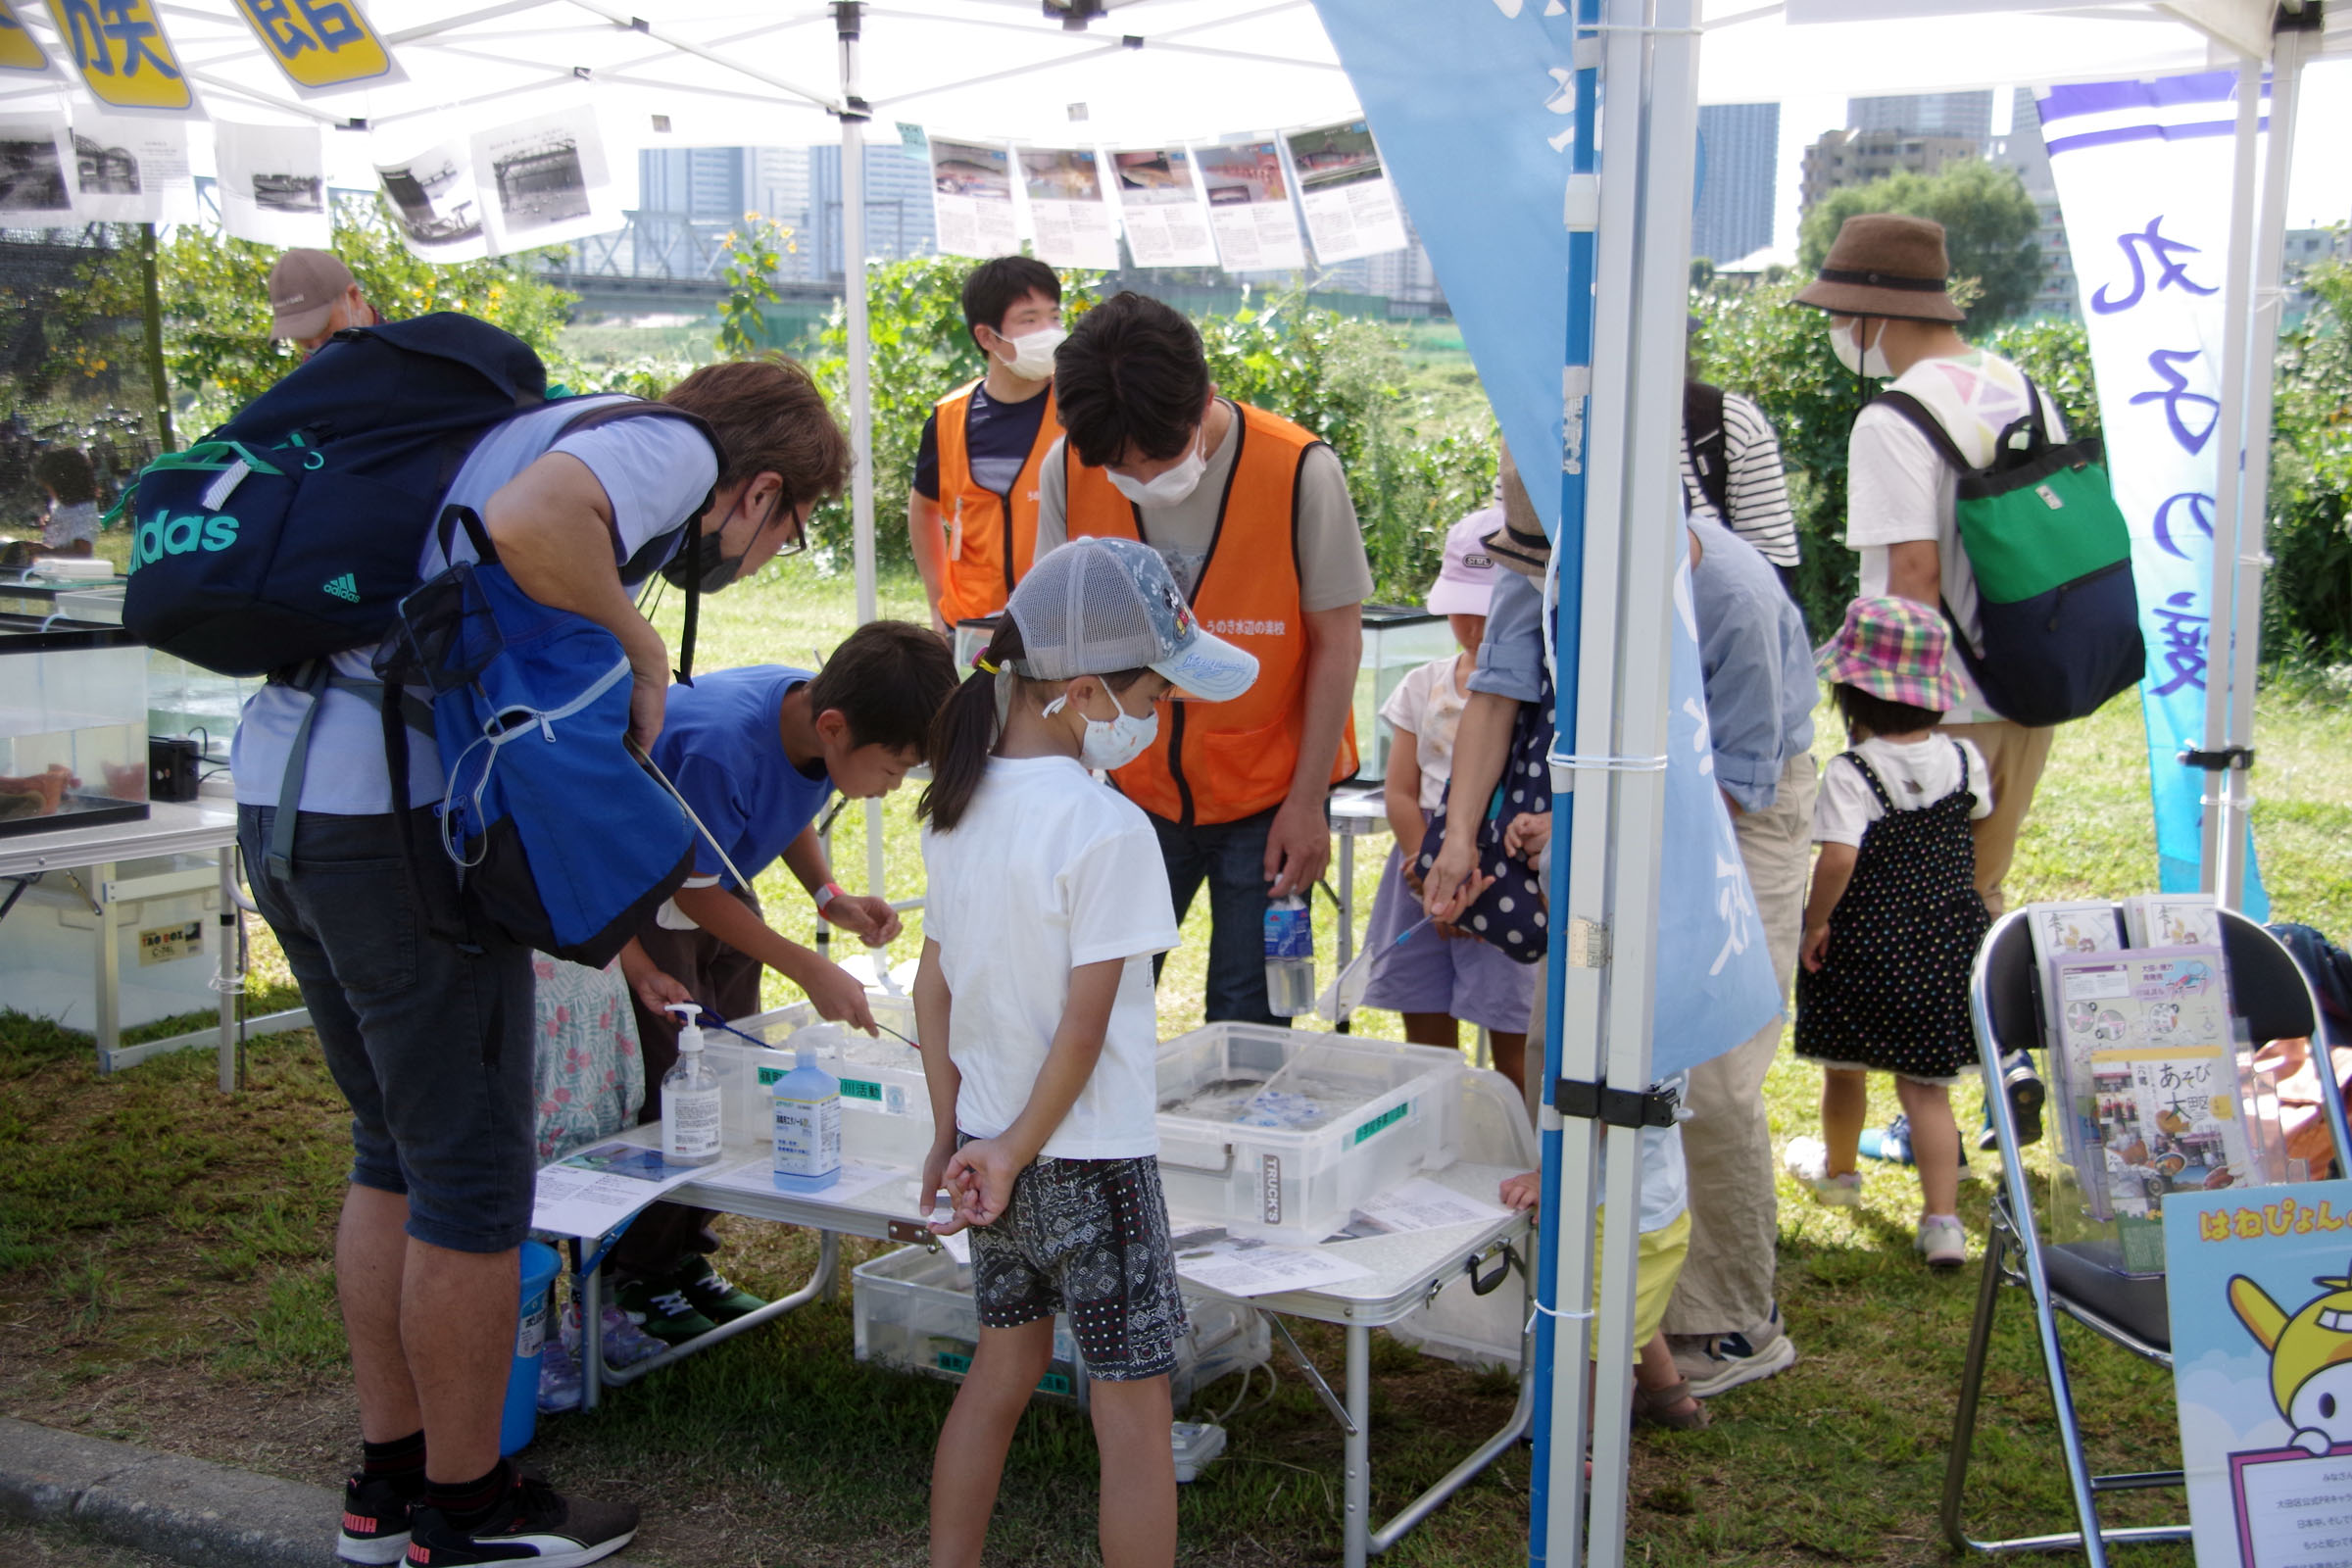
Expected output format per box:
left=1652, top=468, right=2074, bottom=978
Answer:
left=1941, top=905, right=2352, bottom=1565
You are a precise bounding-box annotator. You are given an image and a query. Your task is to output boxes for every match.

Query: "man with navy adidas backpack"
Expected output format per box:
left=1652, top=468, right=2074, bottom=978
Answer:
left=205, top=334, right=846, bottom=1568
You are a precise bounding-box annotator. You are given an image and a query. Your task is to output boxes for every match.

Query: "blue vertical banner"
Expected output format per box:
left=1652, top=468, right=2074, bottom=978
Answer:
left=2039, top=73, right=2267, bottom=915
left=1312, top=0, right=1782, bottom=1066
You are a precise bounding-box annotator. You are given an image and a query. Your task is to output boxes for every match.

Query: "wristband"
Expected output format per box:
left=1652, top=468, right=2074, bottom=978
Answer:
left=814, top=882, right=847, bottom=913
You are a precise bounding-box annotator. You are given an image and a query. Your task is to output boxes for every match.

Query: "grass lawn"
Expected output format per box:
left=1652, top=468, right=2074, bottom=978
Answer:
left=4, top=558, right=2347, bottom=1565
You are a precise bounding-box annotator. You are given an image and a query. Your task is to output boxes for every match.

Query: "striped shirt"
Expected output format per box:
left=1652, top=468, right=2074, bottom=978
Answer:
left=1681, top=389, right=1799, bottom=568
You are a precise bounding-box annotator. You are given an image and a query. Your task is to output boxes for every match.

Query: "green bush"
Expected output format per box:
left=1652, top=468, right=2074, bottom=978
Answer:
left=2267, top=256, right=2352, bottom=663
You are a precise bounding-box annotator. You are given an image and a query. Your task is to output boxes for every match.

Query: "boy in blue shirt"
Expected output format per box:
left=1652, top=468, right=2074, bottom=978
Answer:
left=611, top=619, right=957, bottom=1340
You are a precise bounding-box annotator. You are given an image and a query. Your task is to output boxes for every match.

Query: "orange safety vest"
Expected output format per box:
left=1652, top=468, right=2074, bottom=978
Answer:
left=1064, top=401, right=1358, bottom=826
left=931, top=379, right=1061, bottom=627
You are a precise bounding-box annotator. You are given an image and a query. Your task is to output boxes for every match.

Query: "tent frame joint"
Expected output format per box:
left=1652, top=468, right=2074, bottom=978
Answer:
left=2179, top=745, right=2257, bottom=772
left=1552, top=1077, right=1678, bottom=1130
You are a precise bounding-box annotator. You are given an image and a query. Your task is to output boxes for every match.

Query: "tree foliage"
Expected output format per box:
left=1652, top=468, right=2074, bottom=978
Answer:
left=2266, top=257, right=2352, bottom=663
left=1799, top=160, right=2045, bottom=325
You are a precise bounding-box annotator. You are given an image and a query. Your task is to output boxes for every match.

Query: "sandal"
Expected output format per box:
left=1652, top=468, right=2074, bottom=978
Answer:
left=1632, top=1377, right=1713, bottom=1431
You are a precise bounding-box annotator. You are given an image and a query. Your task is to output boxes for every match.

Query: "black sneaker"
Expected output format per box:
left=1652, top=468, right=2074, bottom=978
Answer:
left=405, top=1472, right=637, bottom=1568
left=674, top=1255, right=766, bottom=1324
left=337, top=1473, right=419, bottom=1566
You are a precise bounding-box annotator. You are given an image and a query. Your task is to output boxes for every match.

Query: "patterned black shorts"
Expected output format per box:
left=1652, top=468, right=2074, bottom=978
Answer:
left=963, top=1144, right=1186, bottom=1382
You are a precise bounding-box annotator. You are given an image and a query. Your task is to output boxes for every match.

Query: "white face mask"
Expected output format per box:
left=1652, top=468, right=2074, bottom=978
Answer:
left=1104, top=431, right=1207, bottom=509
left=1045, top=682, right=1159, bottom=772
left=1830, top=318, right=1893, bottom=380
left=993, top=324, right=1064, bottom=381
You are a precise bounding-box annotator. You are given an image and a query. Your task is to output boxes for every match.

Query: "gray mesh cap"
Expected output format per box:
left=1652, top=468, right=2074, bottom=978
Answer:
left=1007, top=537, right=1258, bottom=702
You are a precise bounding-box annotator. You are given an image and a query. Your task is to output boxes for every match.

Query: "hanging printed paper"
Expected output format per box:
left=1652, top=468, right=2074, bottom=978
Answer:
left=0, top=114, right=73, bottom=218
left=473, top=104, right=617, bottom=256
left=1190, top=137, right=1304, bottom=272
left=42, top=0, right=193, bottom=115
left=927, top=135, right=1015, bottom=260
left=2039, top=73, right=2266, bottom=913
left=1016, top=147, right=1117, bottom=270
left=1108, top=147, right=1218, bottom=269
left=231, top=0, right=403, bottom=98
left=2164, top=1178, right=2352, bottom=1568
left=214, top=119, right=328, bottom=247
left=0, top=1, right=52, bottom=74
left=1280, top=119, right=1407, bottom=266
left=68, top=108, right=190, bottom=222
left=375, top=136, right=487, bottom=263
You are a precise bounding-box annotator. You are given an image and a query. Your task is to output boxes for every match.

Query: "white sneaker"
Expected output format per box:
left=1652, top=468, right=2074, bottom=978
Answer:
left=1916, top=1214, right=1968, bottom=1268
left=1784, top=1136, right=1863, bottom=1207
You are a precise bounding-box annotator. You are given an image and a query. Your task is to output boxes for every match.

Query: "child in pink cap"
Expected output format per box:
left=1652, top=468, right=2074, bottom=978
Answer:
left=1359, top=503, right=1534, bottom=1090
left=1786, top=596, right=1993, bottom=1269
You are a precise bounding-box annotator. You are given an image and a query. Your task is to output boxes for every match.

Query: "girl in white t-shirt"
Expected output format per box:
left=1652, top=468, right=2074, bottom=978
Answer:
left=1788, top=597, right=1993, bottom=1270
left=912, top=536, right=1258, bottom=1568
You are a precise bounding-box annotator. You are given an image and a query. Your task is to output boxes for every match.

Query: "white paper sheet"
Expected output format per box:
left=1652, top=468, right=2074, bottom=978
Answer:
left=215, top=120, right=329, bottom=247
left=1171, top=1232, right=1372, bottom=1298
left=0, top=116, right=78, bottom=221
left=528, top=1141, right=728, bottom=1239
left=473, top=103, right=617, bottom=256
left=1107, top=147, right=1219, bottom=269
left=1016, top=147, right=1118, bottom=270
left=695, top=1152, right=909, bottom=1206
left=1282, top=120, right=1408, bottom=266
left=69, top=110, right=192, bottom=223
left=928, top=134, right=1017, bottom=260
left=373, top=134, right=487, bottom=262
left=1343, top=1177, right=1511, bottom=1238
left=1192, top=137, right=1305, bottom=272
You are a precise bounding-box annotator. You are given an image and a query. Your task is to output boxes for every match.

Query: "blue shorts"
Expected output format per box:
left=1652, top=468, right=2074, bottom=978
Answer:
left=239, top=806, right=537, bottom=1254
left=1359, top=836, right=1539, bottom=1035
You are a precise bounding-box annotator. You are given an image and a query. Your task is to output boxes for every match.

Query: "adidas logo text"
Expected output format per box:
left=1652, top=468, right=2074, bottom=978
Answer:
left=322, top=573, right=361, bottom=602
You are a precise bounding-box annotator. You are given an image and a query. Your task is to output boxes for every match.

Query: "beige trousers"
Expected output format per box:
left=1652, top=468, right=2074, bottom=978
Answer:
left=1937, top=718, right=2057, bottom=919
left=1659, top=753, right=1817, bottom=1340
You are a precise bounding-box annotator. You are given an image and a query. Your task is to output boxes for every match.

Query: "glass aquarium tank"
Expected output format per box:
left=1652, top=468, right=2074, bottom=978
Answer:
left=1353, top=605, right=1454, bottom=785
left=0, top=628, right=149, bottom=837
left=146, top=652, right=259, bottom=766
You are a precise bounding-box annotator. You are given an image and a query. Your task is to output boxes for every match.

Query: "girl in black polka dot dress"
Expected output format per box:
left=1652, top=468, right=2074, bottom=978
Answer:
left=1788, top=598, right=1992, bottom=1269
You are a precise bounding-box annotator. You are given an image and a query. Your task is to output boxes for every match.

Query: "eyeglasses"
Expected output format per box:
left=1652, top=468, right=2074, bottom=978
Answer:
left=769, top=497, right=808, bottom=560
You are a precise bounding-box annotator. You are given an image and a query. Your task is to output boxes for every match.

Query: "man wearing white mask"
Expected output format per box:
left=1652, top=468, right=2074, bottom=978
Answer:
left=908, top=256, right=1067, bottom=638
left=1034, top=290, right=1369, bottom=1024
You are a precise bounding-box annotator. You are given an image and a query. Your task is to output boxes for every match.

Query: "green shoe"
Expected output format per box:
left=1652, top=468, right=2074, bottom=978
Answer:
left=674, top=1256, right=766, bottom=1324
left=612, top=1277, right=716, bottom=1344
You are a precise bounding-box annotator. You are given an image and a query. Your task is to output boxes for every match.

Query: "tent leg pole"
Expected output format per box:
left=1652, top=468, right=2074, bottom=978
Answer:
left=834, top=2, right=886, bottom=906
left=140, top=223, right=174, bottom=454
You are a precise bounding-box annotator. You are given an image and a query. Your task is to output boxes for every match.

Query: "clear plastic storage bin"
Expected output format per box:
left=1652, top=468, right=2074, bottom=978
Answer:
left=146, top=652, right=259, bottom=765
left=734, top=997, right=934, bottom=1167
left=1155, top=1024, right=1465, bottom=1244
left=1353, top=605, right=1454, bottom=785
left=852, top=1243, right=1269, bottom=1411
left=0, top=628, right=148, bottom=837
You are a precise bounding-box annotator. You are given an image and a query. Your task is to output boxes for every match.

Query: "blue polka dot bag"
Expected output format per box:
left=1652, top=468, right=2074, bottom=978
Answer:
left=1412, top=662, right=1553, bottom=965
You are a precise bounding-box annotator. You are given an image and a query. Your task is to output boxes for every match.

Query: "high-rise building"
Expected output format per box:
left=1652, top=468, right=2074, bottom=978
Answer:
left=808, top=141, right=938, bottom=279
left=1691, top=102, right=1778, bottom=266
left=1847, top=90, right=1995, bottom=148
left=1800, top=126, right=1981, bottom=215
left=1990, top=88, right=2078, bottom=319
left=631, top=147, right=749, bottom=278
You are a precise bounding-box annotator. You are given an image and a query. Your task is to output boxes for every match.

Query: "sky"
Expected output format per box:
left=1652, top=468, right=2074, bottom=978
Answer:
left=1764, top=59, right=2352, bottom=265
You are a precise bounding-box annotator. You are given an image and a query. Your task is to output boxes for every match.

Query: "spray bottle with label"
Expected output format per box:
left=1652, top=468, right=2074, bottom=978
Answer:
left=660, top=1004, right=723, bottom=1166
left=771, top=1023, right=843, bottom=1193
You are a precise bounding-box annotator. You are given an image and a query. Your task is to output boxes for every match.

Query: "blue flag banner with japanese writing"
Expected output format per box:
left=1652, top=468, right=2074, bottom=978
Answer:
left=1313, top=0, right=1783, bottom=1073
left=2039, top=72, right=2267, bottom=915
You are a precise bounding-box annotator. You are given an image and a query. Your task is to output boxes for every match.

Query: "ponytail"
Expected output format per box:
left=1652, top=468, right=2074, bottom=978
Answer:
left=918, top=618, right=1026, bottom=832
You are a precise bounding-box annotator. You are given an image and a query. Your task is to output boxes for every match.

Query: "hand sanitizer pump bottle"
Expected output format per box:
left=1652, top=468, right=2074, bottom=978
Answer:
left=772, top=1024, right=843, bottom=1193
left=659, top=1004, right=723, bottom=1166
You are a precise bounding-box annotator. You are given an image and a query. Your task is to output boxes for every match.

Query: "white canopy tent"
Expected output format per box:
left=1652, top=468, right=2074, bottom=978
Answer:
left=1, top=3, right=2342, bottom=1562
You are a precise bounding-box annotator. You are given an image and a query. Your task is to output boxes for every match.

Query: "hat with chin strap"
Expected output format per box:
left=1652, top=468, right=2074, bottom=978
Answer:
left=1793, top=214, right=1964, bottom=323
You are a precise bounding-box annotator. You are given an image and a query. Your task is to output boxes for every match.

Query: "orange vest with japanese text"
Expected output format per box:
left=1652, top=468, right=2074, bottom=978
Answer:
left=1063, top=402, right=1358, bottom=826
left=932, top=379, right=1061, bottom=627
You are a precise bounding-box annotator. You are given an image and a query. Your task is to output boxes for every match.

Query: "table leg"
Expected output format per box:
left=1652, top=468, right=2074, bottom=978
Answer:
left=216, top=851, right=236, bottom=1095
left=1345, top=1321, right=1370, bottom=1568
left=579, top=1255, right=603, bottom=1413
left=597, top=1229, right=843, bottom=1389
left=93, top=861, right=120, bottom=1074
left=1336, top=833, right=1355, bottom=1035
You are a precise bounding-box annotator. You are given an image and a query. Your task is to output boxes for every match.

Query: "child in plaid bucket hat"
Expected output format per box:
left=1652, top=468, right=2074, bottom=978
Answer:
left=1787, top=596, right=1993, bottom=1270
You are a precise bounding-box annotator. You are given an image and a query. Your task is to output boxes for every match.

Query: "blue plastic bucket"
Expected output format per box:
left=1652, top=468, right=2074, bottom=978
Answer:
left=499, top=1241, right=564, bottom=1456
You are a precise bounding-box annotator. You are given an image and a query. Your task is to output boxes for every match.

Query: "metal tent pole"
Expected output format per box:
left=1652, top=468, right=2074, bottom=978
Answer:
left=2216, top=13, right=2312, bottom=910
left=2195, top=55, right=2262, bottom=906
left=139, top=223, right=175, bottom=453
left=834, top=0, right=888, bottom=905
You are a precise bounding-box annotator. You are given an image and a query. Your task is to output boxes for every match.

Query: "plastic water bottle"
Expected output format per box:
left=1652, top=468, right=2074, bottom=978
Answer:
left=658, top=1004, right=722, bottom=1166
left=1263, top=894, right=1314, bottom=1018
left=771, top=1025, right=843, bottom=1193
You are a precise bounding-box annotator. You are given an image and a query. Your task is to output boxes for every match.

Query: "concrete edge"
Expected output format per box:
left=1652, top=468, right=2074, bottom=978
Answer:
left=0, top=1416, right=644, bottom=1568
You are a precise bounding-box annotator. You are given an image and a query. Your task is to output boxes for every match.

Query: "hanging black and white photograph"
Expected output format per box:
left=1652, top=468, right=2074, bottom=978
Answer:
left=69, top=113, right=191, bottom=224
left=0, top=120, right=72, bottom=217
left=73, top=133, right=138, bottom=196
left=215, top=120, right=330, bottom=247
left=252, top=171, right=323, bottom=212
left=375, top=139, right=486, bottom=258
left=492, top=134, right=590, bottom=230
left=472, top=104, right=616, bottom=255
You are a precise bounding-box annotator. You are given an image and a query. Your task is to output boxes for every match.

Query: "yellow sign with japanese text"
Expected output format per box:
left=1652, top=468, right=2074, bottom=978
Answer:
left=231, top=0, right=401, bottom=96
left=0, top=1, right=52, bottom=74
left=40, top=0, right=192, bottom=113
